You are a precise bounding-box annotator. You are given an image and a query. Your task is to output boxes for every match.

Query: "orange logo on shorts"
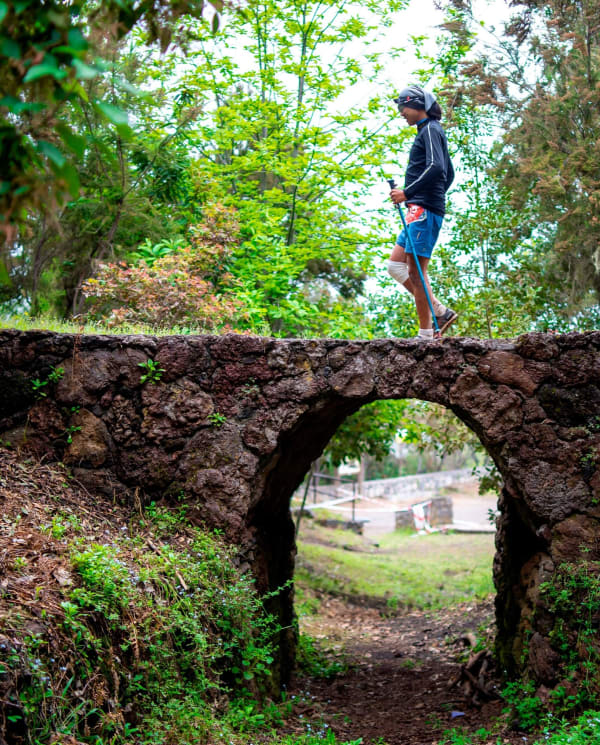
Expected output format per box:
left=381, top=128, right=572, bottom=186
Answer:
left=406, top=204, right=426, bottom=223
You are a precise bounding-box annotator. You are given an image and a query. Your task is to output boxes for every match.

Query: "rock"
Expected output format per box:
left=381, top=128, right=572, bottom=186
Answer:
left=477, top=350, right=538, bottom=395
left=64, top=409, right=112, bottom=467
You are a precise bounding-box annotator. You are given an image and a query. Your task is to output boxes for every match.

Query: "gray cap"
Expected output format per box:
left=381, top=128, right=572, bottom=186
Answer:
left=393, top=85, right=436, bottom=113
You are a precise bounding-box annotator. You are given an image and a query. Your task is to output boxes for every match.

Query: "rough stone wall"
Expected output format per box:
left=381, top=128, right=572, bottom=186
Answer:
left=1, top=329, right=600, bottom=692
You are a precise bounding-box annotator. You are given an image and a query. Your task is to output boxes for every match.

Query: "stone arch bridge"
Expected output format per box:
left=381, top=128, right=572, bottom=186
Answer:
left=1, top=329, right=600, bottom=691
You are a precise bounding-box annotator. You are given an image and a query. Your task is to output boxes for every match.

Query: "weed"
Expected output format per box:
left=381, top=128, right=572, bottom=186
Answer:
left=502, top=679, right=544, bottom=731
left=61, top=424, right=81, bottom=444
left=41, top=511, right=81, bottom=539
left=296, top=633, right=349, bottom=679
left=399, top=657, right=422, bottom=670
left=13, top=556, right=28, bottom=571
left=208, top=411, right=227, bottom=427
left=30, top=365, right=64, bottom=398
left=138, top=358, right=165, bottom=384
left=7, top=526, right=288, bottom=744
left=537, top=560, right=600, bottom=712
left=534, top=709, right=600, bottom=744
left=241, top=378, right=260, bottom=396
left=144, top=501, right=189, bottom=535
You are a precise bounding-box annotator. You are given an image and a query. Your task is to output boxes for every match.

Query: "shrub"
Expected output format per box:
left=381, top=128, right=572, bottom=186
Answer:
left=82, top=204, right=246, bottom=330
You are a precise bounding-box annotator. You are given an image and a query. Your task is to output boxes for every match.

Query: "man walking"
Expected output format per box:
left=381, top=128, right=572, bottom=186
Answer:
left=387, top=85, right=457, bottom=340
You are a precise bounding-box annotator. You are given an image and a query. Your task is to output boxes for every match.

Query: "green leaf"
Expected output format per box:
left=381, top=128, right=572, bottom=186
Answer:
left=23, top=63, right=67, bottom=83
left=73, top=59, right=101, bottom=80
left=0, top=95, right=45, bottom=113
left=0, top=37, right=20, bottom=58
left=59, top=163, right=81, bottom=197
left=0, top=3, right=8, bottom=24
left=67, top=28, right=89, bottom=51
left=36, top=140, right=66, bottom=168
left=13, top=0, right=33, bottom=12
left=56, top=124, right=87, bottom=157
left=0, top=182, right=10, bottom=196
left=95, top=101, right=129, bottom=126
left=62, top=78, right=89, bottom=102
left=114, top=77, right=144, bottom=97
left=0, top=259, right=12, bottom=288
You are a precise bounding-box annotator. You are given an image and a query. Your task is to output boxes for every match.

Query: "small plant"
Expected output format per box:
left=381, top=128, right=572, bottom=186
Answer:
left=241, top=378, right=260, bottom=396
left=537, top=560, right=600, bottom=712
left=145, top=501, right=189, bottom=535
left=535, top=709, right=600, bottom=744
left=296, top=633, right=349, bottom=679
left=138, top=358, right=165, bottom=385
left=13, top=556, right=28, bottom=571
left=580, top=450, right=597, bottom=478
left=62, top=424, right=81, bottom=444
left=208, top=411, right=227, bottom=427
left=42, top=511, right=81, bottom=539
left=31, top=365, right=65, bottom=398
left=487, top=507, right=499, bottom=526
left=502, top=679, right=544, bottom=730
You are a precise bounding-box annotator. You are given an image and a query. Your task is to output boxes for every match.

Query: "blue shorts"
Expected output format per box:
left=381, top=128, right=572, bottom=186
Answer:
left=396, top=205, right=444, bottom=258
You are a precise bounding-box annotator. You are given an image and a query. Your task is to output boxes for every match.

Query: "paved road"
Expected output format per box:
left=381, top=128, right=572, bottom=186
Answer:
left=311, top=482, right=498, bottom=538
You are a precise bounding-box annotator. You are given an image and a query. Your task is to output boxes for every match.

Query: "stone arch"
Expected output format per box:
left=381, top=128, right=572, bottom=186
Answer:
left=1, top=329, right=600, bottom=693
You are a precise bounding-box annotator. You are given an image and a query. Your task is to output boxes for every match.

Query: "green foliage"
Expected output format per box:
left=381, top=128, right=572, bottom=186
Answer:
left=0, top=0, right=222, bottom=239
left=502, top=680, right=545, bottom=731
left=30, top=364, right=64, bottom=398
left=296, top=634, right=350, bottom=679
left=208, top=411, right=228, bottom=427
left=439, top=729, right=499, bottom=745
left=144, top=501, right=189, bottom=536
left=533, top=711, right=600, bottom=745
left=500, top=561, right=600, bottom=733
left=325, top=400, right=409, bottom=468
left=538, top=561, right=600, bottom=711
left=169, top=0, right=410, bottom=338
left=441, top=0, right=600, bottom=330
left=7, top=526, right=283, bottom=744
left=82, top=204, right=244, bottom=329
left=138, top=359, right=165, bottom=385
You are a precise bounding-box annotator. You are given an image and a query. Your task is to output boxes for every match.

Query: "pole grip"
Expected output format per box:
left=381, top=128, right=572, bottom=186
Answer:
left=387, top=178, right=397, bottom=190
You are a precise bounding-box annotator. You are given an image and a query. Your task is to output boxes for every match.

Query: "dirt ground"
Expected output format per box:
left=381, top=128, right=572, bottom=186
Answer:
left=283, top=596, right=530, bottom=745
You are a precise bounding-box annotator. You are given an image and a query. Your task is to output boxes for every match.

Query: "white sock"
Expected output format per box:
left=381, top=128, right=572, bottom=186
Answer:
left=418, top=328, right=434, bottom=338
left=432, top=299, right=446, bottom=316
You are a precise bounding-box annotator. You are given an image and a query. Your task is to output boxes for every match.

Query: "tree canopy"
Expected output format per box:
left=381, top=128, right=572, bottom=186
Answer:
left=2, top=0, right=600, bottom=468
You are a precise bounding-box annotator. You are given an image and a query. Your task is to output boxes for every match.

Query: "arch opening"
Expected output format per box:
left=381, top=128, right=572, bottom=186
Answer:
left=249, top=394, right=527, bottom=688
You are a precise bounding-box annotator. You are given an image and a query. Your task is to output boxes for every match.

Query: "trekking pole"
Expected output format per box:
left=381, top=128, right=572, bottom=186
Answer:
left=387, top=178, right=441, bottom=338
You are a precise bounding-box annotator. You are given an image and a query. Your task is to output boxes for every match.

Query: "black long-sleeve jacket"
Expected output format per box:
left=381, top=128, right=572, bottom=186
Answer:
left=403, top=118, right=454, bottom=216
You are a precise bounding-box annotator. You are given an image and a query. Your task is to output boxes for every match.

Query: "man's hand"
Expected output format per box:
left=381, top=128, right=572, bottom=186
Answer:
left=390, top=188, right=406, bottom=204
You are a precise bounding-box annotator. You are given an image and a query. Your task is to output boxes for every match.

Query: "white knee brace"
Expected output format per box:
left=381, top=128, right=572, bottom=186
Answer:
left=387, top=260, right=409, bottom=285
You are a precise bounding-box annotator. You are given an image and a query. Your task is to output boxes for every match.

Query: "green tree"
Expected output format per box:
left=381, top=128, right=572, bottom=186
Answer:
left=170, top=0, right=409, bottom=336
left=0, top=0, right=222, bottom=269
left=440, top=0, right=600, bottom=329
left=4, top=26, right=210, bottom=315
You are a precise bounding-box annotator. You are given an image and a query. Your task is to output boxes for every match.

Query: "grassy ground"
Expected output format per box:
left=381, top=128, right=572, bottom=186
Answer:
left=296, top=519, right=495, bottom=613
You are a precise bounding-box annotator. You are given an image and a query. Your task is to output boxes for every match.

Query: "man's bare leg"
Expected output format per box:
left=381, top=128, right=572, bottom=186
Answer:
left=389, top=243, right=442, bottom=322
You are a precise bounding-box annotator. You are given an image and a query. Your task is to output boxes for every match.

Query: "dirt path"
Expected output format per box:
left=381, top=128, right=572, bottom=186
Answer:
left=283, top=597, right=529, bottom=745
